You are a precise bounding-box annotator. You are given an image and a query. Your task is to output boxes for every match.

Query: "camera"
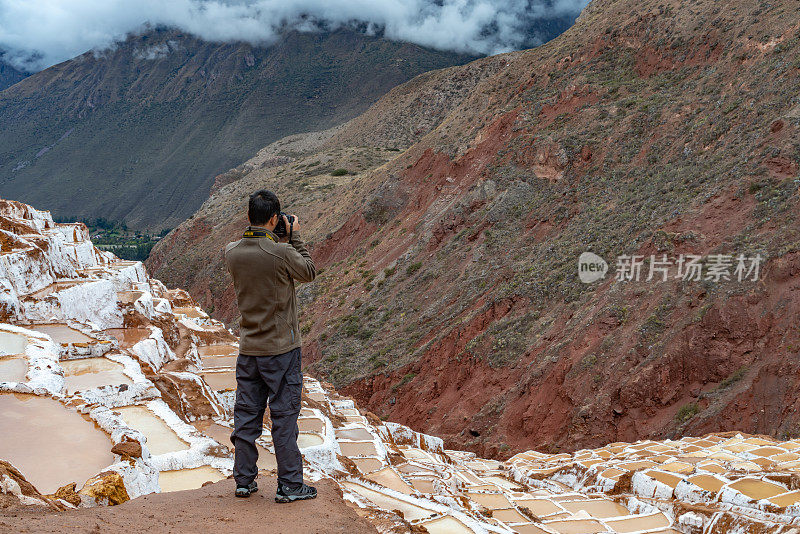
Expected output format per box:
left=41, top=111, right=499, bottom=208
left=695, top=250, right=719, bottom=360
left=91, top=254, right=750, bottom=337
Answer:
left=274, top=212, right=295, bottom=238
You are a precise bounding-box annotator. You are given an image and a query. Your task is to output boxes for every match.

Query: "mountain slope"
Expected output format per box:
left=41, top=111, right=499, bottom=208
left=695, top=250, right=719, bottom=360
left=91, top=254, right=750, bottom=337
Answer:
left=150, top=0, right=800, bottom=458
left=0, top=59, right=30, bottom=91
left=0, top=28, right=474, bottom=231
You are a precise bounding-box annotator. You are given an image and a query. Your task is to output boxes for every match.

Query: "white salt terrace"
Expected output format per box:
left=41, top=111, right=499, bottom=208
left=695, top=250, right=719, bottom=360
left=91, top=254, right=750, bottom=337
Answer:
left=0, top=355, right=27, bottom=382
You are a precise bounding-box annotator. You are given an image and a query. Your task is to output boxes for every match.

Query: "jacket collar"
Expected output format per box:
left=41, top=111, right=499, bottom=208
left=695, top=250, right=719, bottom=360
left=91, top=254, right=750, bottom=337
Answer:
left=244, top=225, right=278, bottom=242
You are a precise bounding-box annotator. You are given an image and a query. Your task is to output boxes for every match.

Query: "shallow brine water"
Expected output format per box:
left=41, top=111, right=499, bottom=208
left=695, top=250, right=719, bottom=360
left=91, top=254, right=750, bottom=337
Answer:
left=61, top=358, right=132, bottom=394
left=29, top=324, right=94, bottom=345
left=115, top=405, right=189, bottom=456
left=158, top=466, right=226, bottom=493
left=0, top=393, right=114, bottom=494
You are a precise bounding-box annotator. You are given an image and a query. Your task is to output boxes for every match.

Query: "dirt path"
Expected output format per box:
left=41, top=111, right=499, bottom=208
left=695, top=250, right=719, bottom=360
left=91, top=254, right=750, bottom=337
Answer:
left=1, top=476, right=376, bottom=534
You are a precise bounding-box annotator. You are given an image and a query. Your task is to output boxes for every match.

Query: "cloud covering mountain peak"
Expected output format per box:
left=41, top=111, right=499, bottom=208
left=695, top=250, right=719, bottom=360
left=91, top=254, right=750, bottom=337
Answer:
left=0, top=0, right=588, bottom=71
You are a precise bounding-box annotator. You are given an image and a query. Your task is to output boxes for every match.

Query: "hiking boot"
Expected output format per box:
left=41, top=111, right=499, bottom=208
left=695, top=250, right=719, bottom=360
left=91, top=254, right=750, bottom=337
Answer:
left=275, top=482, right=317, bottom=503
left=235, top=481, right=258, bottom=498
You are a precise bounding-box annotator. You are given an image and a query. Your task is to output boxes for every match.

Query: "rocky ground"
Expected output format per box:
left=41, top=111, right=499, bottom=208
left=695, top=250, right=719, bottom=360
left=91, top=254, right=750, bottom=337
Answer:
left=148, top=0, right=800, bottom=458
left=1, top=476, right=376, bottom=534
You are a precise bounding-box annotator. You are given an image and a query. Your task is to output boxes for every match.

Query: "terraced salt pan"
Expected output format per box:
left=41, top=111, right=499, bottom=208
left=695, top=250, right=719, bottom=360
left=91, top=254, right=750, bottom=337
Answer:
left=559, top=499, right=630, bottom=518
left=728, top=477, right=786, bottom=500
left=61, top=357, right=132, bottom=394
left=158, top=466, right=226, bottom=493
left=28, top=323, right=94, bottom=345
left=342, top=481, right=436, bottom=521
left=352, top=457, right=384, bottom=474
left=298, top=417, right=325, bottom=433
left=192, top=420, right=276, bottom=470
left=200, top=370, right=236, bottom=391
left=365, top=467, right=415, bottom=494
left=604, top=512, right=671, bottom=532
left=0, top=355, right=27, bottom=382
left=339, top=440, right=379, bottom=457
left=513, top=498, right=565, bottom=516
left=198, top=344, right=238, bottom=368
left=297, top=432, right=325, bottom=449
left=173, top=307, right=205, bottom=318
left=25, top=281, right=81, bottom=300
left=336, top=427, right=375, bottom=441
left=0, top=393, right=114, bottom=494
left=104, top=327, right=151, bottom=347
left=419, top=515, right=475, bottom=533
left=0, top=330, right=27, bottom=355
left=198, top=345, right=237, bottom=357
left=115, top=405, right=190, bottom=455
left=542, top=518, right=607, bottom=533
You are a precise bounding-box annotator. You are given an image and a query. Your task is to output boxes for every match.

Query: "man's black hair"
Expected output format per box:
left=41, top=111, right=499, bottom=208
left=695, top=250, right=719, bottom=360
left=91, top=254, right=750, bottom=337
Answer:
left=248, top=190, right=280, bottom=226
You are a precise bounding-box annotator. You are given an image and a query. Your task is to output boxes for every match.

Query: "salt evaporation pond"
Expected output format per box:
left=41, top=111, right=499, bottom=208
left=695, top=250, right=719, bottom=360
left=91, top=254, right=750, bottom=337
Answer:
left=198, top=344, right=238, bottom=368
left=172, top=307, right=204, bottom=318
left=335, top=428, right=374, bottom=441
left=25, top=281, right=81, bottom=300
left=0, top=330, right=27, bottom=355
left=192, top=420, right=278, bottom=471
left=61, top=358, right=132, bottom=394
left=200, top=370, right=236, bottom=391
left=28, top=323, right=93, bottom=345
left=0, top=356, right=27, bottom=382
left=104, top=327, right=151, bottom=347
left=115, top=405, right=189, bottom=455
left=0, top=393, right=114, bottom=494
left=158, top=466, right=226, bottom=493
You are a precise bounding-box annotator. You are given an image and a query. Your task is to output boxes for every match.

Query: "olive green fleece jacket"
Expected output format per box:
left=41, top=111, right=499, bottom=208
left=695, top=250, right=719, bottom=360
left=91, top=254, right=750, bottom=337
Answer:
left=224, top=226, right=316, bottom=356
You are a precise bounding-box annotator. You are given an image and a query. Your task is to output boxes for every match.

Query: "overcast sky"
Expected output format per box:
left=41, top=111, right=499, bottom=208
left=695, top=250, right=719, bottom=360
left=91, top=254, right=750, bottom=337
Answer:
left=0, top=0, right=589, bottom=71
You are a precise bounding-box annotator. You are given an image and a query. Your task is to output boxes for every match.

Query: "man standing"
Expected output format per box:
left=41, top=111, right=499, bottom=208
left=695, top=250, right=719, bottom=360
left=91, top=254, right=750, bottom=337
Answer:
left=224, top=189, right=317, bottom=502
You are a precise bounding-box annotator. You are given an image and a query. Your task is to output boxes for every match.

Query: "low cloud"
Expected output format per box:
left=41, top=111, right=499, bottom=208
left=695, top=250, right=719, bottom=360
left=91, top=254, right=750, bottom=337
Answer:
left=0, top=0, right=589, bottom=72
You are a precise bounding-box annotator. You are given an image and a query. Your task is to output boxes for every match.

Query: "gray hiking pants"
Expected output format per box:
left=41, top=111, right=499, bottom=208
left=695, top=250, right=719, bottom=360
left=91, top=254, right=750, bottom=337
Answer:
left=231, top=348, right=303, bottom=487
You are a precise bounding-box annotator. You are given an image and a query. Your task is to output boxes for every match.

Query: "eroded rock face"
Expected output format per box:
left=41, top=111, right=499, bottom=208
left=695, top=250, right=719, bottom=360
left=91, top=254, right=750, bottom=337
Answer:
left=0, top=460, right=55, bottom=510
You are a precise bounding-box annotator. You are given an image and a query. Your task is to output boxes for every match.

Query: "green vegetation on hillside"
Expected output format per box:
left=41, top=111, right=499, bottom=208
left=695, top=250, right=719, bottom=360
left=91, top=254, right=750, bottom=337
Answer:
left=57, top=216, right=168, bottom=261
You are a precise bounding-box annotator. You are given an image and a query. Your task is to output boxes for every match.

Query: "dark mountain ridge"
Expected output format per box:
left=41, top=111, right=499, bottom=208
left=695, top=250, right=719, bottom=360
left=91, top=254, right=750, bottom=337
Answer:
left=0, top=28, right=475, bottom=230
